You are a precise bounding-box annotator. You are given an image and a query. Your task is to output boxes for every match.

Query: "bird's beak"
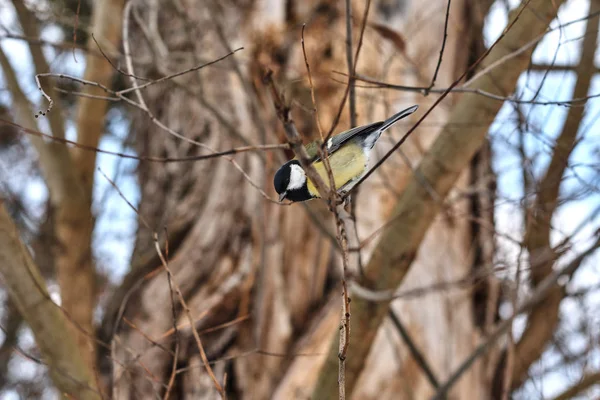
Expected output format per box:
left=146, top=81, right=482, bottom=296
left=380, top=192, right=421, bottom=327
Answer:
left=279, top=192, right=287, bottom=202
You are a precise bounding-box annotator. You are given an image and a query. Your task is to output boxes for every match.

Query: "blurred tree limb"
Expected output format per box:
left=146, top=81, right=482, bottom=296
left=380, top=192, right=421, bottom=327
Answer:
left=549, top=371, right=600, bottom=400
left=312, top=0, right=565, bottom=397
left=0, top=299, right=22, bottom=388
left=0, top=202, right=101, bottom=399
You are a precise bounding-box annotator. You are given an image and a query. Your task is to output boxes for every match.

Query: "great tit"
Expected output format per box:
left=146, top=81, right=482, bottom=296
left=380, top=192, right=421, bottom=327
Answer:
left=274, top=105, right=418, bottom=202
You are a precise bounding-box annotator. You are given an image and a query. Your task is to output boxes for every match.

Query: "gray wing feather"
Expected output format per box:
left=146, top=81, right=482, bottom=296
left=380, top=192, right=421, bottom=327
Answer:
left=313, top=105, right=418, bottom=162
left=312, top=122, right=382, bottom=162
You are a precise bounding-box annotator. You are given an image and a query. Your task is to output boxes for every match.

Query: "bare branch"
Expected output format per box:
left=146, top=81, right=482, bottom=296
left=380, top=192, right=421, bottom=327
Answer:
left=426, top=0, right=451, bottom=94
left=388, top=310, right=440, bottom=389
left=344, top=0, right=356, bottom=128
left=352, top=73, right=600, bottom=106
left=548, top=371, right=600, bottom=400
left=0, top=119, right=289, bottom=162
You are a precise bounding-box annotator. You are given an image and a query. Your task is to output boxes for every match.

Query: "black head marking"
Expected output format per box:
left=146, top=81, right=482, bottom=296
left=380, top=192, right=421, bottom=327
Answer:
left=273, top=160, right=313, bottom=202
left=274, top=160, right=295, bottom=195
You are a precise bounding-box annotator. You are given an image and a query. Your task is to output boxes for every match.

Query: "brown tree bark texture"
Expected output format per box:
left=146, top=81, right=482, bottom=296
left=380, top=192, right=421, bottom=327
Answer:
left=107, top=0, right=488, bottom=398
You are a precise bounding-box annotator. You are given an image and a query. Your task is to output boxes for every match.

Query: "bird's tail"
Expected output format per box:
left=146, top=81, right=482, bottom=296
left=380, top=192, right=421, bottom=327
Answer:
left=379, top=105, right=419, bottom=132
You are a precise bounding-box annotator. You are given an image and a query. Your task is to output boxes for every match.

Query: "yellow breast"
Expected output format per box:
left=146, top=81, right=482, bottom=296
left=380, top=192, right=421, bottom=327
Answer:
left=305, top=144, right=367, bottom=198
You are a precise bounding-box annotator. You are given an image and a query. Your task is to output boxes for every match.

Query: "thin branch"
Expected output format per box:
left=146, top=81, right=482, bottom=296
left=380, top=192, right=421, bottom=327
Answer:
left=117, top=47, right=243, bottom=96
left=163, top=229, right=180, bottom=400
left=122, top=0, right=147, bottom=108
left=0, top=117, right=288, bottom=163
left=351, top=73, right=600, bottom=106
left=72, top=0, right=81, bottom=62
left=334, top=206, right=352, bottom=400
left=426, top=0, right=451, bottom=94
left=301, top=24, right=325, bottom=141
left=548, top=371, right=600, bottom=400
left=91, top=33, right=151, bottom=81
left=388, top=310, right=439, bottom=389
left=528, top=62, right=600, bottom=73
left=345, top=0, right=356, bottom=127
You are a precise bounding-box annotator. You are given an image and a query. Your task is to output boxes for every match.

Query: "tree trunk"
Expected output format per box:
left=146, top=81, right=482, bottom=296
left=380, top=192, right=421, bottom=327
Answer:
left=102, top=1, right=495, bottom=398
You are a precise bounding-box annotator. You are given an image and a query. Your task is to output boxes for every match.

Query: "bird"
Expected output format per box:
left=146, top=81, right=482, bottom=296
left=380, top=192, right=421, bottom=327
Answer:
left=273, top=104, right=418, bottom=203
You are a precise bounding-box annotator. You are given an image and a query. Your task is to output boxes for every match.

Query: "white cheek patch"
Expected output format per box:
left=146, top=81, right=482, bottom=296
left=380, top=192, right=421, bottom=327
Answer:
left=288, top=164, right=307, bottom=190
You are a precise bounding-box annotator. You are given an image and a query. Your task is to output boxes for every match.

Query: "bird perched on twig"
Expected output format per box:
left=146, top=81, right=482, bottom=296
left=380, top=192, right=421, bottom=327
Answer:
left=273, top=105, right=418, bottom=203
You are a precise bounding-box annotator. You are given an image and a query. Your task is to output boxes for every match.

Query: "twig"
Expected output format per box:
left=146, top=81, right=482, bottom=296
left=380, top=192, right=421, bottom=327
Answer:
left=122, top=0, right=147, bottom=109
left=502, top=246, right=524, bottom=400
left=34, top=74, right=54, bottom=117
left=334, top=206, right=352, bottom=400
left=69, top=0, right=81, bottom=62
left=91, top=34, right=151, bottom=81
left=425, top=0, right=451, bottom=94
left=345, top=0, right=357, bottom=127
left=301, top=24, right=325, bottom=141
left=117, top=48, right=244, bottom=95
left=163, top=229, right=180, bottom=400
left=352, top=73, right=600, bottom=106
left=1, top=118, right=287, bottom=163
left=388, top=310, right=439, bottom=389
left=121, top=318, right=173, bottom=356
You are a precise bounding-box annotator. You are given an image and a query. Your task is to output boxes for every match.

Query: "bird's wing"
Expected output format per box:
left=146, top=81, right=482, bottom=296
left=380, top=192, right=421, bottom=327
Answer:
left=310, top=121, right=383, bottom=162
left=298, top=122, right=380, bottom=161
left=300, top=105, right=418, bottom=161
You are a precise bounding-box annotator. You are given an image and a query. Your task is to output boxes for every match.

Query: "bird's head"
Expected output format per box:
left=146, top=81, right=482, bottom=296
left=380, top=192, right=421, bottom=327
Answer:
left=273, top=160, right=312, bottom=202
